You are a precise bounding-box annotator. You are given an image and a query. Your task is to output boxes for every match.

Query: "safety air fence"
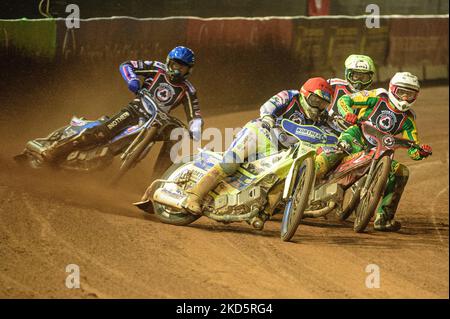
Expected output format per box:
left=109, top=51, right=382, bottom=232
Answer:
left=0, top=15, right=448, bottom=105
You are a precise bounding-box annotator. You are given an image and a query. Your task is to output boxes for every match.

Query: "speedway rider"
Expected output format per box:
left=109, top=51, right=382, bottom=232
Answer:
left=327, top=54, right=376, bottom=132
left=43, top=46, right=203, bottom=177
left=184, top=77, right=334, bottom=216
left=315, top=72, right=433, bottom=231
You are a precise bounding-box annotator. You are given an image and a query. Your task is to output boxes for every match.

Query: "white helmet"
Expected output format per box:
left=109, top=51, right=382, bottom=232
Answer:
left=388, top=72, right=420, bottom=112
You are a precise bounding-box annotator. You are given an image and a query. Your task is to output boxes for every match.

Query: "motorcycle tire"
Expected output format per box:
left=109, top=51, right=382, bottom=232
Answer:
left=281, top=156, right=315, bottom=242
left=353, top=156, right=391, bottom=233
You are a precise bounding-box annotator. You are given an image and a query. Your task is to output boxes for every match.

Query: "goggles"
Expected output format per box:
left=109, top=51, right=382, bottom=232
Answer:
left=349, top=71, right=373, bottom=84
left=307, top=93, right=330, bottom=111
left=392, top=86, right=418, bottom=102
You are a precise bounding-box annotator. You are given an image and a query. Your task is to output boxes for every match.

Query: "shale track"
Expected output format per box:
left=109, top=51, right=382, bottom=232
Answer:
left=0, top=85, right=448, bottom=298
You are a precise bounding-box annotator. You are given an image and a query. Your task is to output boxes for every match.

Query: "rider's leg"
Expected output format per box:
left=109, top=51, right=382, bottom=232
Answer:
left=184, top=162, right=230, bottom=215
left=184, top=142, right=244, bottom=215
left=315, top=147, right=345, bottom=180
left=374, top=161, right=409, bottom=231
left=43, top=104, right=142, bottom=162
left=184, top=120, right=273, bottom=215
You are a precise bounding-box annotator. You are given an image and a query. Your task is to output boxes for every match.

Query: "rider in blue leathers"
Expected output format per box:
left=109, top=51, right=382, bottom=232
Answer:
left=43, top=46, right=203, bottom=177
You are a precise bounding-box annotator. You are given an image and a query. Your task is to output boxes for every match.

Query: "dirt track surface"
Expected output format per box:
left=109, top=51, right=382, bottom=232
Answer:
left=0, top=86, right=448, bottom=299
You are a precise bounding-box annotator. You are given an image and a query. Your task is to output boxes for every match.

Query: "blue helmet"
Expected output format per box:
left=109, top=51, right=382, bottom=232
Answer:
left=166, top=46, right=195, bottom=82
left=167, top=46, right=195, bottom=67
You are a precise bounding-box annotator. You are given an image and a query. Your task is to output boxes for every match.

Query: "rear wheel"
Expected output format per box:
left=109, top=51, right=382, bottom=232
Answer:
left=153, top=156, right=201, bottom=226
left=281, top=157, right=315, bottom=242
left=354, top=156, right=391, bottom=233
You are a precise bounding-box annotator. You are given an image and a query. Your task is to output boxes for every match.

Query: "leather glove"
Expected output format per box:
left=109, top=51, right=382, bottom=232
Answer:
left=189, top=118, right=203, bottom=141
left=261, top=115, right=275, bottom=131
left=409, top=144, right=432, bottom=160
left=344, top=113, right=358, bottom=125
left=418, top=144, right=432, bottom=158
left=127, top=78, right=141, bottom=93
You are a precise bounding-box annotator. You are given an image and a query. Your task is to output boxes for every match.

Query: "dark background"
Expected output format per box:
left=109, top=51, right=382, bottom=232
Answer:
left=1, top=0, right=449, bottom=18
left=0, top=1, right=448, bottom=125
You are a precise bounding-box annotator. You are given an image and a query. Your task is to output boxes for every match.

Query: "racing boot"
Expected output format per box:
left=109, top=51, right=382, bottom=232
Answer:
left=43, top=125, right=111, bottom=162
left=183, top=163, right=227, bottom=215
left=374, top=168, right=408, bottom=232
left=373, top=184, right=404, bottom=232
left=374, top=213, right=402, bottom=232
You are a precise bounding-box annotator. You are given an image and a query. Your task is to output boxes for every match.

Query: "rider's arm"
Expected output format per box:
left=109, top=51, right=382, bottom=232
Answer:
left=337, top=90, right=379, bottom=118
left=401, top=113, right=425, bottom=160
left=182, top=81, right=203, bottom=140
left=401, top=114, right=419, bottom=143
left=260, top=90, right=297, bottom=118
left=182, top=81, right=201, bottom=122
left=119, top=60, right=160, bottom=93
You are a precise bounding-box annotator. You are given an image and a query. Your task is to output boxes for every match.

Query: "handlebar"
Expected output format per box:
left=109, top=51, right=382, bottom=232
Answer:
left=331, top=114, right=431, bottom=155
left=328, top=114, right=355, bottom=131
left=136, top=88, right=190, bottom=136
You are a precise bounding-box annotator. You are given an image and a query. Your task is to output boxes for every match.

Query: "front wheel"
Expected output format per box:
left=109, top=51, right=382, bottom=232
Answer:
left=281, top=156, right=315, bottom=242
left=110, top=127, right=158, bottom=185
left=353, top=156, right=391, bottom=233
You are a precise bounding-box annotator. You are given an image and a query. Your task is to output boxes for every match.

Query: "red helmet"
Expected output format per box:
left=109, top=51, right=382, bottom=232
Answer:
left=299, top=77, right=333, bottom=121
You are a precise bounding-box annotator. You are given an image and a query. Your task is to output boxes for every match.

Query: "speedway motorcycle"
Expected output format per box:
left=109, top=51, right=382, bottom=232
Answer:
left=134, top=119, right=339, bottom=242
left=298, top=120, right=432, bottom=233
left=14, top=89, right=187, bottom=184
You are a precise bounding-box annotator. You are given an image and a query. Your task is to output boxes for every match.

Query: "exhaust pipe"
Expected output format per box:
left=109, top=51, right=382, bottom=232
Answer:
left=152, top=188, right=185, bottom=210
left=153, top=188, right=262, bottom=223
left=303, top=201, right=336, bottom=218
left=203, top=208, right=260, bottom=223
